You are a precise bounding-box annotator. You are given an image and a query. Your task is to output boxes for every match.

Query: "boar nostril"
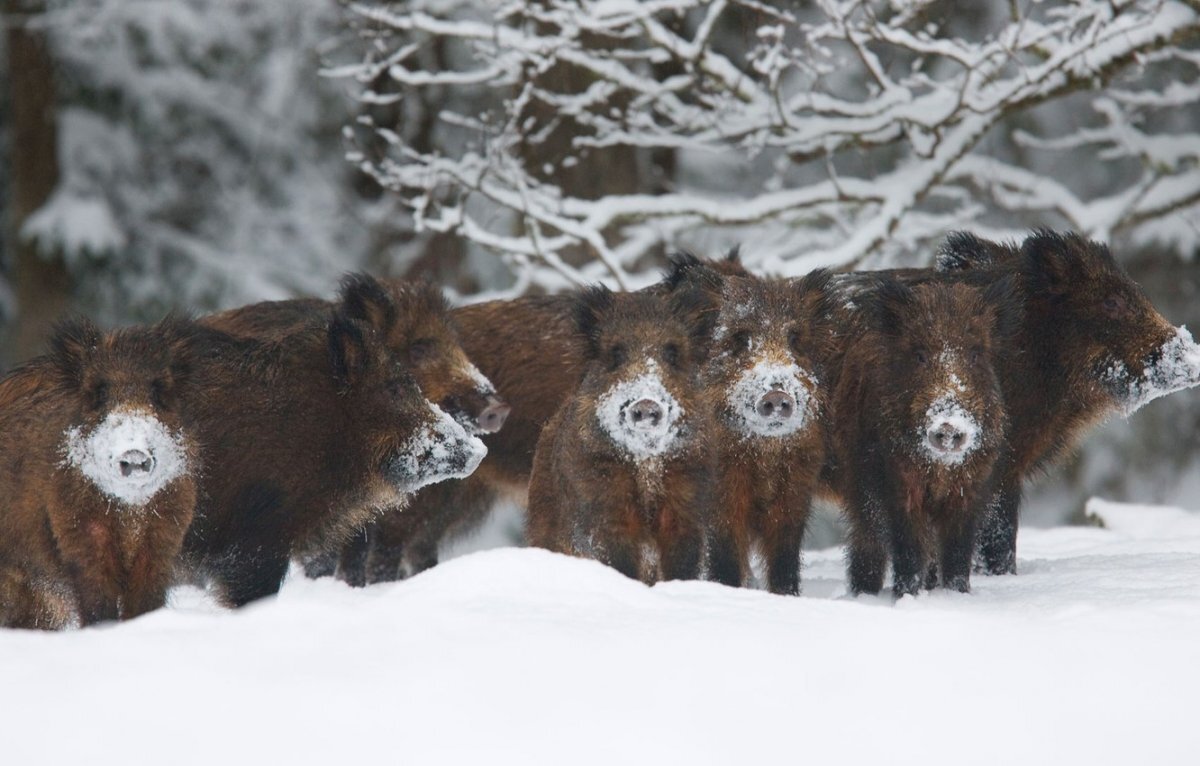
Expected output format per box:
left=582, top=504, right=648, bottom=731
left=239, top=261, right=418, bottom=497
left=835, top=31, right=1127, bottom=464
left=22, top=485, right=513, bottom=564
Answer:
left=628, top=399, right=663, bottom=427
left=927, top=422, right=966, bottom=453
left=118, top=449, right=155, bottom=477
left=476, top=396, right=511, bottom=434
left=757, top=390, right=795, bottom=420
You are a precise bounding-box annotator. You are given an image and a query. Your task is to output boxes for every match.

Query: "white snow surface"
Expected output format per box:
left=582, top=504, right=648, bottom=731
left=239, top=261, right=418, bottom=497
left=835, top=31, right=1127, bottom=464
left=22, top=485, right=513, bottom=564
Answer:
left=3, top=497, right=1200, bottom=764
left=1107, top=325, right=1200, bottom=416
left=920, top=394, right=983, bottom=466
left=392, top=401, right=487, bottom=492
left=725, top=360, right=817, bottom=437
left=61, top=409, right=190, bottom=508
left=595, top=360, right=684, bottom=460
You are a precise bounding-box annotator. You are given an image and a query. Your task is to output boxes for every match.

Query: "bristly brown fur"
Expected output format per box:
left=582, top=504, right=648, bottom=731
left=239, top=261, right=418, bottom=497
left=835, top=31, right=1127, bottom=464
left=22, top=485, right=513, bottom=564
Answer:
left=181, top=277, right=468, bottom=607
left=834, top=279, right=1013, bottom=596
left=692, top=267, right=837, bottom=595
left=0, top=316, right=205, bottom=629
left=526, top=289, right=717, bottom=583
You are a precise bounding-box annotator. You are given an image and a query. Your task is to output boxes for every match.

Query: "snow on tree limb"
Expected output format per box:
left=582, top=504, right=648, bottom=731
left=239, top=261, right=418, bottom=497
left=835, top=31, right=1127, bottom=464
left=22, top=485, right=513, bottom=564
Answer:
left=342, top=0, right=1200, bottom=288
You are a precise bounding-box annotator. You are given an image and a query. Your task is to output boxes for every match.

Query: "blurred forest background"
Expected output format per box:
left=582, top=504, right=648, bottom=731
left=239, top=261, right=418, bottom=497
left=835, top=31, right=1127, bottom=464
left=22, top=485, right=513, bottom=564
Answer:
left=2, top=0, right=1199, bottom=532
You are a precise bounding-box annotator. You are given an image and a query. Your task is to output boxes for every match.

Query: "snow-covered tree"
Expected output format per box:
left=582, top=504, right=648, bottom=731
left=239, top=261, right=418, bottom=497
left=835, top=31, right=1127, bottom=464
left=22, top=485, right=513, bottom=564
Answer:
left=340, top=0, right=1200, bottom=297
left=7, top=0, right=407, bottom=328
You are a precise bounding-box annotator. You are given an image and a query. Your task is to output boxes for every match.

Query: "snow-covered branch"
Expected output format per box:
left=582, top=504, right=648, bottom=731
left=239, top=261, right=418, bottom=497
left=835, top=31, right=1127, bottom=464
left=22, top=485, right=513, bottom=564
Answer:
left=342, top=0, right=1200, bottom=287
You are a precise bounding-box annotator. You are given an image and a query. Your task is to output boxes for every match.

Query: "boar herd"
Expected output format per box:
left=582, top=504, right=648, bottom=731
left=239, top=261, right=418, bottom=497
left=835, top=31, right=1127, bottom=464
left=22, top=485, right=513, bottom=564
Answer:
left=2, top=230, right=1199, bottom=629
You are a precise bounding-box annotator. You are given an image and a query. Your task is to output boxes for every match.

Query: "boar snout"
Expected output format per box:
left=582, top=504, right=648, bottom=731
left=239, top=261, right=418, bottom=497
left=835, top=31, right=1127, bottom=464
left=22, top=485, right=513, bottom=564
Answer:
left=756, top=390, right=795, bottom=420
left=117, top=449, right=155, bottom=478
left=476, top=395, right=511, bottom=434
left=926, top=420, right=969, bottom=455
left=626, top=399, right=664, bottom=428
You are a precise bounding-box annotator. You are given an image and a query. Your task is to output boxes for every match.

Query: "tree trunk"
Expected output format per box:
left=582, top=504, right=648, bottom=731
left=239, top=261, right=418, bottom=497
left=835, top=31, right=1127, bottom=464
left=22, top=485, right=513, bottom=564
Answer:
left=4, top=0, right=70, bottom=364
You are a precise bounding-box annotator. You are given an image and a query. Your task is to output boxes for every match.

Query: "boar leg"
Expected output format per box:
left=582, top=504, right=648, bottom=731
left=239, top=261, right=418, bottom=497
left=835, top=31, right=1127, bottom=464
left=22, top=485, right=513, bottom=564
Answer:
left=763, top=511, right=807, bottom=596
left=302, top=550, right=338, bottom=580
left=886, top=486, right=924, bottom=598
left=658, top=521, right=703, bottom=582
left=708, top=523, right=746, bottom=588
left=976, top=479, right=1020, bottom=576
left=219, top=549, right=290, bottom=608
left=336, top=529, right=371, bottom=588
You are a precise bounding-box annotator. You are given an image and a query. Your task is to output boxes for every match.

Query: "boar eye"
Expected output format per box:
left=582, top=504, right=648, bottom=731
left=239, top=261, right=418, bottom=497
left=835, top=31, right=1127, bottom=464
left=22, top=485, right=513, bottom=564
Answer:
left=914, top=349, right=928, bottom=366
left=663, top=343, right=681, bottom=369
left=607, top=344, right=627, bottom=371
left=730, top=330, right=751, bottom=354
left=969, top=348, right=983, bottom=365
left=409, top=339, right=436, bottom=363
left=386, top=378, right=408, bottom=397
left=1102, top=295, right=1126, bottom=319
left=150, top=379, right=171, bottom=410
left=88, top=382, right=109, bottom=412
left=789, top=329, right=804, bottom=351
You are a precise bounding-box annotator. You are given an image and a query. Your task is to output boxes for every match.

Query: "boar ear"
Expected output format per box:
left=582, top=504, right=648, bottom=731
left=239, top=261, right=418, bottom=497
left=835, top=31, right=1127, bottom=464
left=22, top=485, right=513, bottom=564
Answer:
left=328, top=314, right=372, bottom=389
left=724, top=245, right=742, bottom=264
left=662, top=251, right=725, bottom=294
left=49, top=317, right=102, bottom=384
left=937, top=231, right=1007, bottom=272
left=865, top=276, right=914, bottom=335
left=982, top=274, right=1023, bottom=341
left=1022, top=229, right=1083, bottom=296
left=670, top=283, right=720, bottom=358
left=794, top=268, right=837, bottom=332
left=574, top=285, right=615, bottom=358
left=339, top=273, right=398, bottom=334
left=154, top=313, right=198, bottom=383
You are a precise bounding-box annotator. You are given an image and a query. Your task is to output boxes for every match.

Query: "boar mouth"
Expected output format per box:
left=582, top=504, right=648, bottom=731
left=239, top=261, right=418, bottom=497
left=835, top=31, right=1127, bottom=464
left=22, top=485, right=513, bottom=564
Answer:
left=387, top=401, right=487, bottom=493
left=1102, top=326, right=1200, bottom=416
left=595, top=364, right=684, bottom=460
left=725, top=361, right=817, bottom=438
left=61, top=410, right=190, bottom=508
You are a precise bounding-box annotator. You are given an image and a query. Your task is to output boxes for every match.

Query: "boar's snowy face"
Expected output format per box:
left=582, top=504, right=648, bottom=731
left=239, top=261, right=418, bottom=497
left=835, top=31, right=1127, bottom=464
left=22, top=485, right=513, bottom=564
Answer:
left=339, top=274, right=511, bottom=436
left=575, top=288, right=709, bottom=461
left=868, top=279, right=1013, bottom=468
left=709, top=272, right=831, bottom=440
left=53, top=318, right=195, bottom=508
left=328, top=308, right=486, bottom=495
left=386, top=400, right=488, bottom=493
left=1021, top=231, right=1200, bottom=416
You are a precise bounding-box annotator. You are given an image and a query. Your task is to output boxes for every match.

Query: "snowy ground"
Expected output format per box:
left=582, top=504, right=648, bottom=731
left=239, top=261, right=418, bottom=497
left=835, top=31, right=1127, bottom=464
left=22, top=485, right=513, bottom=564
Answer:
left=3, top=498, right=1200, bottom=765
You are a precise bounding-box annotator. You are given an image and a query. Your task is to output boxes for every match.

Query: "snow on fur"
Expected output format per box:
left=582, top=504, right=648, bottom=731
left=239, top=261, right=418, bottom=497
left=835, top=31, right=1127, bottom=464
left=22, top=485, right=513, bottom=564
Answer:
left=1106, top=325, right=1200, bottom=416
left=919, top=395, right=981, bottom=466
left=392, top=401, right=487, bottom=492
left=725, top=360, right=818, bottom=438
left=595, top=360, right=683, bottom=460
left=62, top=409, right=190, bottom=508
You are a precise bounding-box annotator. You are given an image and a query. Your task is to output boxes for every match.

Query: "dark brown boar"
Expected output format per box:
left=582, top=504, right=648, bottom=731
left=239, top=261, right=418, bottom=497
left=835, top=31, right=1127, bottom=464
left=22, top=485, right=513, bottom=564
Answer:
left=674, top=262, right=836, bottom=595
left=935, top=230, right=1200, bottom=575
left=180, top=275, right=487, bottom=606
left=525, top=286, right=717, bottom=582
left=0, top=317, right=200, bottom=629
left=353, top=251, right=751, bottom=583
left=834, top=277, right=1019, bottom=596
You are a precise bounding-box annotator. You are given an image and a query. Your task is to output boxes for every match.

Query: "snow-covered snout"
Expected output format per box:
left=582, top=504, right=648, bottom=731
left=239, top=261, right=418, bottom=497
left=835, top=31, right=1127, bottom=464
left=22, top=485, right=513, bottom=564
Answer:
left=387, top=400, right=487, bottom=493
left=1104, top=325, right=1200, bottom=416
left=921, top=393, right=981, bottom=465
left=595, top=361, right=684, bottom=459
left=726, top=360, right=818, bottom=437
left=64, top=408, right=191, bottom=508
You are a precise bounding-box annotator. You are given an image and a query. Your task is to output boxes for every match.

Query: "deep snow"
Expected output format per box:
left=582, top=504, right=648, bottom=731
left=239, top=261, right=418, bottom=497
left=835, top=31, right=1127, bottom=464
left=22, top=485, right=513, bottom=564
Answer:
left=3, top=498, right=1200, bottom=765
